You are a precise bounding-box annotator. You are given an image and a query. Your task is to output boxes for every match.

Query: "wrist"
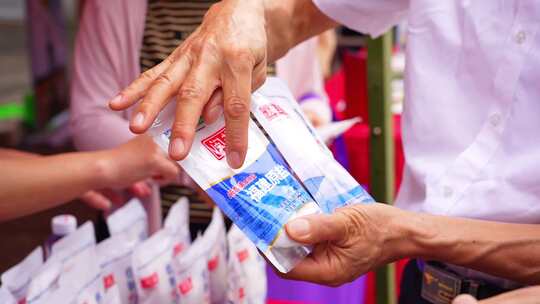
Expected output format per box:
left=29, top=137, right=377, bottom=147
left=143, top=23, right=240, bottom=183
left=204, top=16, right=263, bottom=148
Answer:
left=381, top=206, right=439, bottom=263
left=91, top=150, right=118, bottom=190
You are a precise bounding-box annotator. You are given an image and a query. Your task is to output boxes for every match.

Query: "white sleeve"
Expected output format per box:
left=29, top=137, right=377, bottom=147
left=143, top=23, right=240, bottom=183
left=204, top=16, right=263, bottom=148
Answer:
left=313, top=0, right=409, bottom=37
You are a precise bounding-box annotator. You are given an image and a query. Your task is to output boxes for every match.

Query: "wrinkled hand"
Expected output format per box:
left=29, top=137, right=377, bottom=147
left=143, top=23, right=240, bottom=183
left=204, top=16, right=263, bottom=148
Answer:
left=453, top=286, right=540, bottom=304
left=102, top=135, right=180, bottom=189
left=79, top=182, right=152, bottom=211
left=109, top=0, right=269, bottom=169
left=281, top=203, right=402, bottom=286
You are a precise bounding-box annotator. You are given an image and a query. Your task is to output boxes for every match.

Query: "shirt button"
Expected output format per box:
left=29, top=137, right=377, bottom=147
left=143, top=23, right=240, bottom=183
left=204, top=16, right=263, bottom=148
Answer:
left=443, top=186, right=453, bottom=198
left=514, top=31, right=527, bottom=44
left=489, top=113, right=501, bottom=127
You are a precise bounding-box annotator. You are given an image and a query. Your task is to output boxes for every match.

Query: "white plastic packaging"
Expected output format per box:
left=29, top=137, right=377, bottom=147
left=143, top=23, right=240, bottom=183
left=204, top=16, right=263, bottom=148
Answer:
left=151, top=77, right=373, bottom=273
left=227, top=225, right=267, bottom=303
left=153, top=114, right=320, bottom=273
left=252, top=78, right=374, bottom=213
left=96, top=233, right=139, bottom=304
left=50, top=221, right=96, bottom=273
left=107, top=198, right=148, bottom=242
left=26, top=260, right=62, bottom=304
left=163, top=197, right=191, bottom=257
left=1, top=247, right=43, bottom=304
left=131, top=198, right=190, bottom=304
left=56, top=246, right=105, bottom=304
left=202, top=207, right=228, bottom=304
left=171, top=234, right=211, bottom=304
left=0, top=287, right=16, bottom=304
left=132, top=229, right=178, bottom=304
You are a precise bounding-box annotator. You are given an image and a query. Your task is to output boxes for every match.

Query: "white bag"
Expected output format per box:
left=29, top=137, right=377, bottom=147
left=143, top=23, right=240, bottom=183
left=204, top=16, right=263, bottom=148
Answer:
left=50, top=221, right=96, bottom=268
left=132, top=229, right=178, bottom=304
left=107, top=198, right=148, bottom=242
left=163, top=197, right=191, bottom=256
left=203, top=208, right=228, bottom=304
left=227, top=225, right=267, bottom=303
left=96, top=233, right=139, bottom=304
left=56, top=246, right=105, bottom=304
left=171, top=234, right=211, bottom=304
left=1, top=247, right=43, bottom=303
left=0, top=287, right=16, bottom=304
left=252, top=78, right=374, bottom=213
left=26, top=259, right=62, bottom=304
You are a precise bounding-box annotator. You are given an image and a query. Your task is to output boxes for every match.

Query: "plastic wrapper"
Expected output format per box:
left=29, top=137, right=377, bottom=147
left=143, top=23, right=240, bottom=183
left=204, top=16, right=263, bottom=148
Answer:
left=203, top=208, right=228, bottom=304
left=96, top=233, right=139, bottom=304
left=227, top=224, right=267, bottom=303
left=152, top=77, right=373, bottom=272
left=171, top=234, right=211, bottom=304
left=0, top=287, right=16, bottom=304
left=107, top=198, right=148, bottom=242
left=252, top=78, right=374, bottom=213
left=1, top=247, right=43, bottom=304
left=132, top=198, right=190, bottom=304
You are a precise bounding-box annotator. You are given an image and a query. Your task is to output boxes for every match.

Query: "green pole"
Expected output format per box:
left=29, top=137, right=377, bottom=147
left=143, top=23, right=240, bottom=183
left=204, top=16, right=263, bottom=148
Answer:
left=367, top=32, right=396, bottom=304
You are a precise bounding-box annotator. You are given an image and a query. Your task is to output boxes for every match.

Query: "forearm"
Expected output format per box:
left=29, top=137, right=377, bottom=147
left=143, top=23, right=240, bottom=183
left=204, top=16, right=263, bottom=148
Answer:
left=0, top=148, right=38, bottom=159
left=390, top=210, right=540, bottom=284
left=0, top=152, right=111, bottom=221
left=263, top=0, right=337, bottom=62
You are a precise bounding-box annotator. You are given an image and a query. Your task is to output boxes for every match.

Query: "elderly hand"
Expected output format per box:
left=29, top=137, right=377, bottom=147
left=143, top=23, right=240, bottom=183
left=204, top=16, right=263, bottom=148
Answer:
left=281, top=203, right=411, bottom=286
left=453, top=286, right=540, bottom=304
left=109, top=0, right=269, bottom=169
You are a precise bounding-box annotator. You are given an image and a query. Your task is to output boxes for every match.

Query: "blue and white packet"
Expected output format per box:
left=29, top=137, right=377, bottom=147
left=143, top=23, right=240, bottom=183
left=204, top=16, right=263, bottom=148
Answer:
left=252, top=78, right=374, bottom=213
left=151, top=77, right=373, bottom=273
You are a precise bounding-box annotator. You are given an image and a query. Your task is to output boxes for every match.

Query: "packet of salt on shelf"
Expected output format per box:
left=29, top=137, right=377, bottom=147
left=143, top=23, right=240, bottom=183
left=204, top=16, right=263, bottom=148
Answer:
left=252, top=77, right=374, bottom=213
left=1, top=247, right=43, bottom=304
left=171, top=233, right=211, bottom=304
left=0, top=287, right=16, bottom=304
left=227, top=224, right=267, bottom=303
left=203, top=208, right=228, bottom=304
left=26, top=260, right=62, bottom=304
left=96, top=233, right=138, bottom=304
left=152, top=108, right=321, bottom=273
left=132, top=198, right=191, bottom=304
left=107, top=197, right=148, bottom=243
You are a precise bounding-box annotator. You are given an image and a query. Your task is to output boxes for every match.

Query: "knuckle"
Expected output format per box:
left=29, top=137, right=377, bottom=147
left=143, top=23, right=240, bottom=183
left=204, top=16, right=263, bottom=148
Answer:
left=141, top=69, right=157, bottom=81
left=172, top=121, right=194, bottom=139
left=224, top=97, right=249, bottom=119
left=224, top=48, right=255, bottom=65
left=155, top=73, right=174, bottom=86
left=178, top=84, right=203, bottom=101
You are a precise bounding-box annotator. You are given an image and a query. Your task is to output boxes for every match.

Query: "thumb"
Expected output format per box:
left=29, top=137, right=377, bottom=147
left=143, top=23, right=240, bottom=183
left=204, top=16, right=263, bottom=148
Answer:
left=286, top=213, right=348, bottom=245
left=453, top=295, right=478, bottom=304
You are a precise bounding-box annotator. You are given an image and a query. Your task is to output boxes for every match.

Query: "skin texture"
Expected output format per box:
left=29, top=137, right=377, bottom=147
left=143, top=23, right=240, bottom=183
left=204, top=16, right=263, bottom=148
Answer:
left=0, top=135, right=179, bottom=222
left=109, top=0, right=336, bottom=168
left=453, top=286, right=540, bottom=304
left=283, top=203, right=540, bottom=286
left=0, top=148, right=153, bottom=210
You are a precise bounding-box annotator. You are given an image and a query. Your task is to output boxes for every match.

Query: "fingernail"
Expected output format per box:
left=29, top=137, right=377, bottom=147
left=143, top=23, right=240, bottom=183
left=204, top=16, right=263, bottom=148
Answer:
left=169, top=138, right=185, bottom=158
left=288, top=218, right=311, bottom=238
left=208, top=105, right=223, bottom=120
left=227, top=151, right=241, bottom=168
left=452, top=295, right=477, bottom=304
left=109, top=94, right=123, bottom=106
left=132, top=112, right=145, bottom=128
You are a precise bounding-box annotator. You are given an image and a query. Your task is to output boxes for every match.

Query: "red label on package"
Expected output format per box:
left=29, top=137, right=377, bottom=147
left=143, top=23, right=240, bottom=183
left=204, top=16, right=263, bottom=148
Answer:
left=140, top=272, right=159, bottom=289
left=201, top=127, right=226, bottom=160
left=173, top=243, right=184, bottom=256
left=239, top=287, right=245, bottom=299
left=236, top=249, right=249, bottom=263
left=178, top=277, right=193, bottom=295
left=260, top=103, right=286, bottom=120
left=208, top=254, right=219, bottom=271
left=103, top=274, right=115, bottom=289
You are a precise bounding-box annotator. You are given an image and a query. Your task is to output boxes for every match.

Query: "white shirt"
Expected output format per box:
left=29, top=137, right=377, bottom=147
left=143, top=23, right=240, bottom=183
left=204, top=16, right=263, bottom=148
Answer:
left=314, top=0, right=540, bottom=224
